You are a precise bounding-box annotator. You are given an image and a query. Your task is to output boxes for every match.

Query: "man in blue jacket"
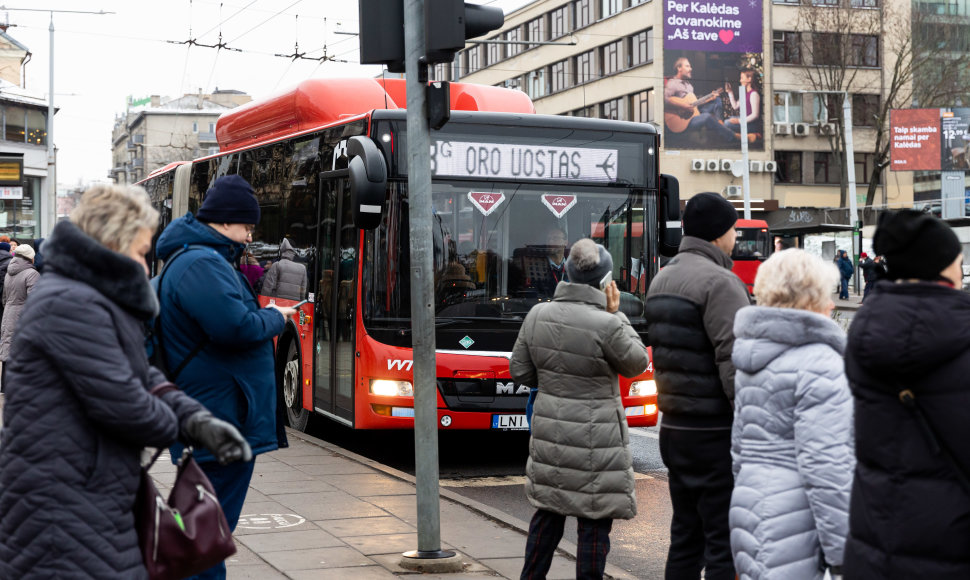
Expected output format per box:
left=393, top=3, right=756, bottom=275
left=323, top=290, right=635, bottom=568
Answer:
left=155, top=175, right=296, bottom=580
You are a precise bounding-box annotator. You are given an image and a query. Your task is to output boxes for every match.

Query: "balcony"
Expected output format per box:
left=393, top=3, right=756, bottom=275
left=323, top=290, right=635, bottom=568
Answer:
left=198, top=131, right=217, bottom=144
left=132, top=158, right=144, bottom=168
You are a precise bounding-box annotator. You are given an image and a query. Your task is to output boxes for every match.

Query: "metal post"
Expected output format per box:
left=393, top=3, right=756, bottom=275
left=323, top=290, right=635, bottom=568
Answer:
left=842, top=95, right=860, bottom=294
left=46, top=13, right=55, bottom=236
left=400, top=0, right=458, bottom=571
left=738, top=84, right=751, bottom=220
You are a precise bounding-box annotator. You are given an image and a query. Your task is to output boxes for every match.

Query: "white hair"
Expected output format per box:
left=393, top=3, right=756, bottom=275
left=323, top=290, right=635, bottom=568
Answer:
left=754, top=248, right=839, bottom=311
left=70, top=184, right=159, bottom=253
left=569, top=238, right=601, bottom=272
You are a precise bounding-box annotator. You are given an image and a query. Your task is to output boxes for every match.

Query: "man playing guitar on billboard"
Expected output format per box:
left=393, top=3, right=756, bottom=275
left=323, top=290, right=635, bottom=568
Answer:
left=664, top=57, right=740, bottom=146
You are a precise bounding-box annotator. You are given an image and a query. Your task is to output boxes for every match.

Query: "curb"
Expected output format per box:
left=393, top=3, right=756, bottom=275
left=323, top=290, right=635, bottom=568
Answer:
left=285, top=429, right=637, bottom=580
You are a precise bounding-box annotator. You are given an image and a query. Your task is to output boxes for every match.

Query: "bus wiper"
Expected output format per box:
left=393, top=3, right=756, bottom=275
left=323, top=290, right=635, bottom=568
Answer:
left=435, top=316, right=522, bottom=326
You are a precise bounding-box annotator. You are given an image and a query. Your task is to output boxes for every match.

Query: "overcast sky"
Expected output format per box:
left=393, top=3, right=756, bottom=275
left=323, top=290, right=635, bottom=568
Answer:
left=9, top=0, right=530, bottom=187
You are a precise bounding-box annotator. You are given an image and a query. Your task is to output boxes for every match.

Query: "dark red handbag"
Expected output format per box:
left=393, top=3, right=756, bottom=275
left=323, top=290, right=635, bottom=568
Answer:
left=135, top=449, right=237, bottom=580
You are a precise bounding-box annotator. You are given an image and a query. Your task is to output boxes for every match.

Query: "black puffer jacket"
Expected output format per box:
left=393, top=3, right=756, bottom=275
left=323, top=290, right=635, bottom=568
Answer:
left=0, top=221, right=205, bottom=579
left=844, top=281, right=970, bottom=579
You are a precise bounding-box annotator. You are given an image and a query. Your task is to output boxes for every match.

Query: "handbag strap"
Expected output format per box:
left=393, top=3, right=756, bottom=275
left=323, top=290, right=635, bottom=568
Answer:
left=896, top=386, right=970, bottom=495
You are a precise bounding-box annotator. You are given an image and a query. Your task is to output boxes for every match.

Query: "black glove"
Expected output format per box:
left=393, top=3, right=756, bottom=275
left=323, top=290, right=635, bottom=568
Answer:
left=183, top=411, right=253, bottom=465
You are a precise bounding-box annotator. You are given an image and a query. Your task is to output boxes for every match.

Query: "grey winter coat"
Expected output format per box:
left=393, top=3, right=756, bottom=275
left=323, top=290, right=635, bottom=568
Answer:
left=262, top=238, right=307, bottom=301
left=511, top=282, right=649, bottom=520
left=730, top=306, right=854, bottom=580
left=0, top=256, right=38, bottom=360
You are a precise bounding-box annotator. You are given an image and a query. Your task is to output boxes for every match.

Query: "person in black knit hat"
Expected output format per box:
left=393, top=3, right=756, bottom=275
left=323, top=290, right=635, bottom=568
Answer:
left=645, top=191, right=749, bottom=580
left=843, top=209, right=970, bottom=579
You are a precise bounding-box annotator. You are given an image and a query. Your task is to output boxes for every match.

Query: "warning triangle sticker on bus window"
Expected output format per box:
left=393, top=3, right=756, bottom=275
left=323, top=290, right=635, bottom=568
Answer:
left=468, top=192, right=505, bottom=216
left=541, top=194, right=577, bottom=219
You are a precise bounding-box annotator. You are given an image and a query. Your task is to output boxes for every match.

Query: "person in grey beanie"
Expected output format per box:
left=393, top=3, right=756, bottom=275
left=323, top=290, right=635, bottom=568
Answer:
left=646, top=192, right=749, bottom=580
left=512, top=238, right=649, bottom=579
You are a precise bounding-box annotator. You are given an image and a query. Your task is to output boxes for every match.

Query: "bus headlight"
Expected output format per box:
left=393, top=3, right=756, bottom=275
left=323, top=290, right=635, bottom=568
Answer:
left=370, top=380, right=414, bottom=397
left=629, top=380, right=657, bottom=397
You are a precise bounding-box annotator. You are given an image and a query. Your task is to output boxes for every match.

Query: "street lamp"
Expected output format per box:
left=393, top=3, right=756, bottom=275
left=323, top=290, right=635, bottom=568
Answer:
left=801, top=89, right=861, bottom=294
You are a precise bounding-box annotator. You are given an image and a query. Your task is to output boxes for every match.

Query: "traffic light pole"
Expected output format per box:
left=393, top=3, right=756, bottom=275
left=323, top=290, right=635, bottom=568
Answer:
left=400, top=0, right=461, bottom=572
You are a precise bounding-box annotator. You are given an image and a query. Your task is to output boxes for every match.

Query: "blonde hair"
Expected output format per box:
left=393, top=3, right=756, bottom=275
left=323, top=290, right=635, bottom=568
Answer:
left=70, top=184, right=159, bottom=252
left=754, top=249, right=839, bottom=311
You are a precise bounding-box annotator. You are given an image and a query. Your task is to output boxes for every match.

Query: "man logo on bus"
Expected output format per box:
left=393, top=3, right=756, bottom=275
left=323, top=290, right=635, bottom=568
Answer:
left=496, top=381, right=531, bottom=395
left=541, top=194, right=577, bottom=219
left=468, top=192, right=505, bottom=216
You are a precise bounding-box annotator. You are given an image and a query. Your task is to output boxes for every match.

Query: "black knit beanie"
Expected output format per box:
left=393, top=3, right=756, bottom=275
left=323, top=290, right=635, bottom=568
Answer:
left=197, top=175, right=261, bottom=225
left=566, top=239, right=613, bottom=288
left=873, top=209, right=962, bottom=281
left=683, top=192, right=738, bottom=241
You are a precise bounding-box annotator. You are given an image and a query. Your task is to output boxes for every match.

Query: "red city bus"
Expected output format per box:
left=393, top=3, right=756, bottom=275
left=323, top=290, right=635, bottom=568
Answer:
left=140, top=78, right=681, bottom=431
left=731, top=219, right=771, bottom=293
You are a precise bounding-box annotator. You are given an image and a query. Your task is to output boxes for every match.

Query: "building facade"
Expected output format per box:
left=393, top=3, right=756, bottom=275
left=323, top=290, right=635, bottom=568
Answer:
left=110, top=89, right=251, bottom=184
left=454, top=0, right=924, bottom=228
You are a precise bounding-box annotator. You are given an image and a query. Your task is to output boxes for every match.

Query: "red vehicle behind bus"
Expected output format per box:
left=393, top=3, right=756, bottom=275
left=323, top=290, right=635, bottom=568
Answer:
left=140, top=78, right=681, bottom=431
left=731, top=219, right=771, bottom=293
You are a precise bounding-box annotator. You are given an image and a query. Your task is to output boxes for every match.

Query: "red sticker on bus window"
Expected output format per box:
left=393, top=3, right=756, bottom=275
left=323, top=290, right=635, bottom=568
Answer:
left=468, top=192, right=505, bottom=216
left=541, top=194, right=577, bottom=218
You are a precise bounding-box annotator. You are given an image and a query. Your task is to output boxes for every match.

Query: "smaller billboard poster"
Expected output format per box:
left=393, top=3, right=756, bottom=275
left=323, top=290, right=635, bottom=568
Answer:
left=890, top=109, right=942, bottom=171
left=941, top=108, right=970, bottom=171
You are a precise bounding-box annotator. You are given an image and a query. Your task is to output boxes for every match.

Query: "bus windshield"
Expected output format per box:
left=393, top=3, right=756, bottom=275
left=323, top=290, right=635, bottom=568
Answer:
left=732, top=226, right=771, bottom=261
left=362, top=180, right=654, bottom=347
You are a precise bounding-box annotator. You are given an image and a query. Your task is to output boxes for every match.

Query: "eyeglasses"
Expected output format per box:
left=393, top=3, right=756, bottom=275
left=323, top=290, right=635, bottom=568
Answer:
left=244, top=225, right=255, bottom=235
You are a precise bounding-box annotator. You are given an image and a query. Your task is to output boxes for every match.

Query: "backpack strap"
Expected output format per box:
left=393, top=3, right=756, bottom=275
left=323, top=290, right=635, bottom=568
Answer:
left=153, top=244, right=211, bottom=381
left=896, top=385, right=970, bottom=495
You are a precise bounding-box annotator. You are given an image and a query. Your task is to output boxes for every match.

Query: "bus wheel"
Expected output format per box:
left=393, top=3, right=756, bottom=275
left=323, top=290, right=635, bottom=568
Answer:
left=282, top=340, right=310, bottom=432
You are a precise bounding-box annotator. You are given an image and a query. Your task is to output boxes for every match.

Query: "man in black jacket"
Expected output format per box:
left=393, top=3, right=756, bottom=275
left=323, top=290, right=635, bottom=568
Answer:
left=646, top=193, right=749, bottom=580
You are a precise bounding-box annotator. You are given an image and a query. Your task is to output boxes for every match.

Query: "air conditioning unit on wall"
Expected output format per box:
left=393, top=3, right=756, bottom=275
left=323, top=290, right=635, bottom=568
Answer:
left=793, top=123, right=811, bottom=137
left=691, top=158, right=705, bottom=171
left=719, top=159, right=734, bottom=172
left=819, top=122, right=838, bottom=136
left=723, top=185, right=742, bottom=199
left=764, top=160, right=778, bottom=173
left=749, top=160, right=763, bottom=173
left=706, top=159, right=720, bottom=172
left=774, top=123, right=792, bottom=135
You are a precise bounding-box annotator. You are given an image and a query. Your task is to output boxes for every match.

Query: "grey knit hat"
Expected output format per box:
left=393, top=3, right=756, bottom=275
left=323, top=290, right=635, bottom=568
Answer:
left=565, top=239, right=613, bottom=289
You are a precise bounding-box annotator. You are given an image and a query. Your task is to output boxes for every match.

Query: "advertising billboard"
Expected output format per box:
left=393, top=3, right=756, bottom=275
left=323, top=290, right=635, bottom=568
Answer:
left=890, top=108, right=970, bottom=171
left=662, top=0, right=764, bottom=151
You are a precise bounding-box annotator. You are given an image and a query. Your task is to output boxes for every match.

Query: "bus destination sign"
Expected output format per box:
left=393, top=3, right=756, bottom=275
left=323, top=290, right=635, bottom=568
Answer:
left=431, top=140, right=619, bottom=182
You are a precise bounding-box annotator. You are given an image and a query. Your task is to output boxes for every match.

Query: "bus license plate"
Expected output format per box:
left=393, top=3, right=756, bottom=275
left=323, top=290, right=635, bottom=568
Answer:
left=491, top=414, right=528, bottom=430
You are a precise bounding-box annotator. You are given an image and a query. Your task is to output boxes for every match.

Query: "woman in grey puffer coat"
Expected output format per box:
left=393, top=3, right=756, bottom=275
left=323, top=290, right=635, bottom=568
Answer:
left=730, top=249, right=854, bottom=580
left=262, top=237, right=307, bottom=300
left=0, top=244, right=39, bottom=362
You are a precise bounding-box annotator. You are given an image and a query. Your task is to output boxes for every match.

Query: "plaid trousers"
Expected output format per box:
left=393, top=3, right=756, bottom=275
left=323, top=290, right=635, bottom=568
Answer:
left=520, top=508, right=614, bottom=580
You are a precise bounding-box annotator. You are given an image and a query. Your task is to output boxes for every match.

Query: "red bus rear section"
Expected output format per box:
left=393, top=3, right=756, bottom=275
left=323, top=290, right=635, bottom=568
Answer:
left=732, top=219, right=771, bottom=294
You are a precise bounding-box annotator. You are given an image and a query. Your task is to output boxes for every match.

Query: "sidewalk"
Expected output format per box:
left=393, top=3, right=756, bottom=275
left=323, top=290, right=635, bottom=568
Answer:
left=149, top=430, right=637, bottom=580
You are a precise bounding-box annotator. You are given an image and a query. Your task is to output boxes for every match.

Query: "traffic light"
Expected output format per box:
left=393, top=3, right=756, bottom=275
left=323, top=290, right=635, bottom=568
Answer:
left=357, top=0, right=406, bottom=73
left=425, top=1, right=504, bottom=65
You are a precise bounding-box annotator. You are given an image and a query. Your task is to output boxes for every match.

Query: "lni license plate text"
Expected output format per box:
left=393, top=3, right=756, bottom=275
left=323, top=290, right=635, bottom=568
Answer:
left=491, top=414, right=528, bottom=430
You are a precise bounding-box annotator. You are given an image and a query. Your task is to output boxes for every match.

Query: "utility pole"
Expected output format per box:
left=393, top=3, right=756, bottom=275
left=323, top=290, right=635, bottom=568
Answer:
left=739, top=84, right=751, bottom=220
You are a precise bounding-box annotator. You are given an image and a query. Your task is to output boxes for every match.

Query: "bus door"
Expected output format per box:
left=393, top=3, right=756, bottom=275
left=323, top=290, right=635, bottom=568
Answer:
left=314, top=177, right=357, bottom=423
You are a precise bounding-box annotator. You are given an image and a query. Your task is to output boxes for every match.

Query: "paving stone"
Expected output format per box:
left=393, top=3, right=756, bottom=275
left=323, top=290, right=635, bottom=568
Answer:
left=441, top=518, right=526, bottom=560
left=286, top=565, right=397, bottom=579
left=249, top=469, right=318, bottom=483
left=342, top=532, right=423, bottom=555
left=236, top=528, right=345, bottom=552
left=481, top=556, right=576, bottom=580
left=248, top=477, right=339, bottom=495
left=222, top=563, right=290, bottom=579
left=314, top=473, right=416, bottom=496
left=315, top=516, right=415, bottom=538
left=271, top=491, right=389, bottom=520
left=296, top=461, right=379, bottom=476
left=259, top=546, right=376, bottom=572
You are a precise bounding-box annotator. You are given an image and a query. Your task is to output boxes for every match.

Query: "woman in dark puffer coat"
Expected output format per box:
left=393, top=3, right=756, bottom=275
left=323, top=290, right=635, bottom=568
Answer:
left=0, top=185, right=252, bottom=579
left=844, top=210, right=970, bottom=579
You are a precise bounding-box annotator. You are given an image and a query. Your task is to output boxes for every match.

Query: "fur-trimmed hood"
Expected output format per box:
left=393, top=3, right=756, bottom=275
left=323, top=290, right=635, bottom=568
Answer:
left=43, top=220, right=158, bottom=320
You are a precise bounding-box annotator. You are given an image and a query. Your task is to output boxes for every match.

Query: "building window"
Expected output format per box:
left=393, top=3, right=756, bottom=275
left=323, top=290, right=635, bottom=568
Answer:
left=467, top=45, right=481, bottom=74
left=629, top=29, right=653, bottom=67
left=551, top=60, right=570, bottom=93
left=601, top=40, right=622, bottom=75
left=773, top=92, right=804, bottom=123
left=527, top=69, right=547, bottom=99
left=851, top=0, right=879, bottom=7
left=573, top=105, right=596, bottom=118
left=852, top=94, right=880, bottom=126
left=630, top=0, right=649, bottom=5
left=773, top=0, right=799, bottom=4
left=574, top=0, right=594, bottom=29
left=814, top=33, right=879, bottom=67
left=192, top=121, right=199, bottom=133
left=550, top=6, right=569, bottom=39
left=813, top=33, right=842, bottom=65
left=575, top=50, right=595, bottom=84
left=601, top=98, right=623, bottom=120
left=602, top=0, right=621, bottom=18
left=527, top=17, right=545, bottom=49
left=503, top=77, right=522, bottom=91
left=812, top=94, right=841, bottom=123
left=773, top=31, right=801, bottom=64
left=26, top=109, right=47, bottom=146
left=850, top=34, right=879, bottom=66
left=208, top=122, right=216, bottom=133
left=487, top=35, right=502, bottom=65
left=506, top=27, right=522, bottom=57
left=814, top=152, right=841, bottom=184
left=434, top=62, right=451, bottom=81
left=811, top=0, right=840, bottom=6
left=630, top=89, right=654, bottom=123
left=452, top=54, right=463, bottom=80
left=775, top=151, right=803, bottom=183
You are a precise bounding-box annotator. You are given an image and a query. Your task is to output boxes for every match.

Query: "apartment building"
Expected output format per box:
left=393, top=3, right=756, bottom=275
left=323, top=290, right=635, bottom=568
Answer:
left=110, top=89, right=251, bottom=184
left=455, top=0, right=926, bottom=230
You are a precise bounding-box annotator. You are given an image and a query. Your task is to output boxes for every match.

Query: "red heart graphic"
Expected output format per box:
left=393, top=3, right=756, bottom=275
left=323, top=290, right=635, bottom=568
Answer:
left=718, top=30, right=734, bottom=44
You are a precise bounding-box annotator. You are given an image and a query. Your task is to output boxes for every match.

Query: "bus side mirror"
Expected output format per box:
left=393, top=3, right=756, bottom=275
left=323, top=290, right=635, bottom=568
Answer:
left=348, top=136, right=387, bottom=230
left=659, top=174, right=682, bottom=257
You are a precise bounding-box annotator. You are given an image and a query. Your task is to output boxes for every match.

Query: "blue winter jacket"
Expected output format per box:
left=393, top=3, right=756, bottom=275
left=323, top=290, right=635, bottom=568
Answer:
left=155, top=213, right=286, bottom=463
left=837, top=253, right=854, bottom=280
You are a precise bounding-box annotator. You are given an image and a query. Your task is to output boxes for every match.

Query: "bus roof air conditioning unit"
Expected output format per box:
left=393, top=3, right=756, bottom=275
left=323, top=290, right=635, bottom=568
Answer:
left=775, top=123, right=792, bottom=135
left=819, top=122, right=837, bottom=136
left=706, top=159, right=720, bottom=172
left=793, top=123, right=811, bottom=137
left=749, top=160, right=763, bottom=173
left=764, top=160, right=778, bottom=173
left=723, top=185, right=742, bottom=199
left=719, top=159, right=734, bottom=172
left=691, top=158, right=705, bottom=171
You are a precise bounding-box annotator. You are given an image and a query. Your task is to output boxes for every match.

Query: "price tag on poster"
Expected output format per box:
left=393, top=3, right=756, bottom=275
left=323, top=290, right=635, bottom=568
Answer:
left=541, top=194, right=577, bottom=219
left=467, top=192, right=505, bottom=216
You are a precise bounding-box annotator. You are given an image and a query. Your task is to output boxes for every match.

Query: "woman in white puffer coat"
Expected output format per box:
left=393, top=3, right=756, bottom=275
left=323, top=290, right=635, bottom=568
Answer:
left=730, top=249, right=854, bottom=580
